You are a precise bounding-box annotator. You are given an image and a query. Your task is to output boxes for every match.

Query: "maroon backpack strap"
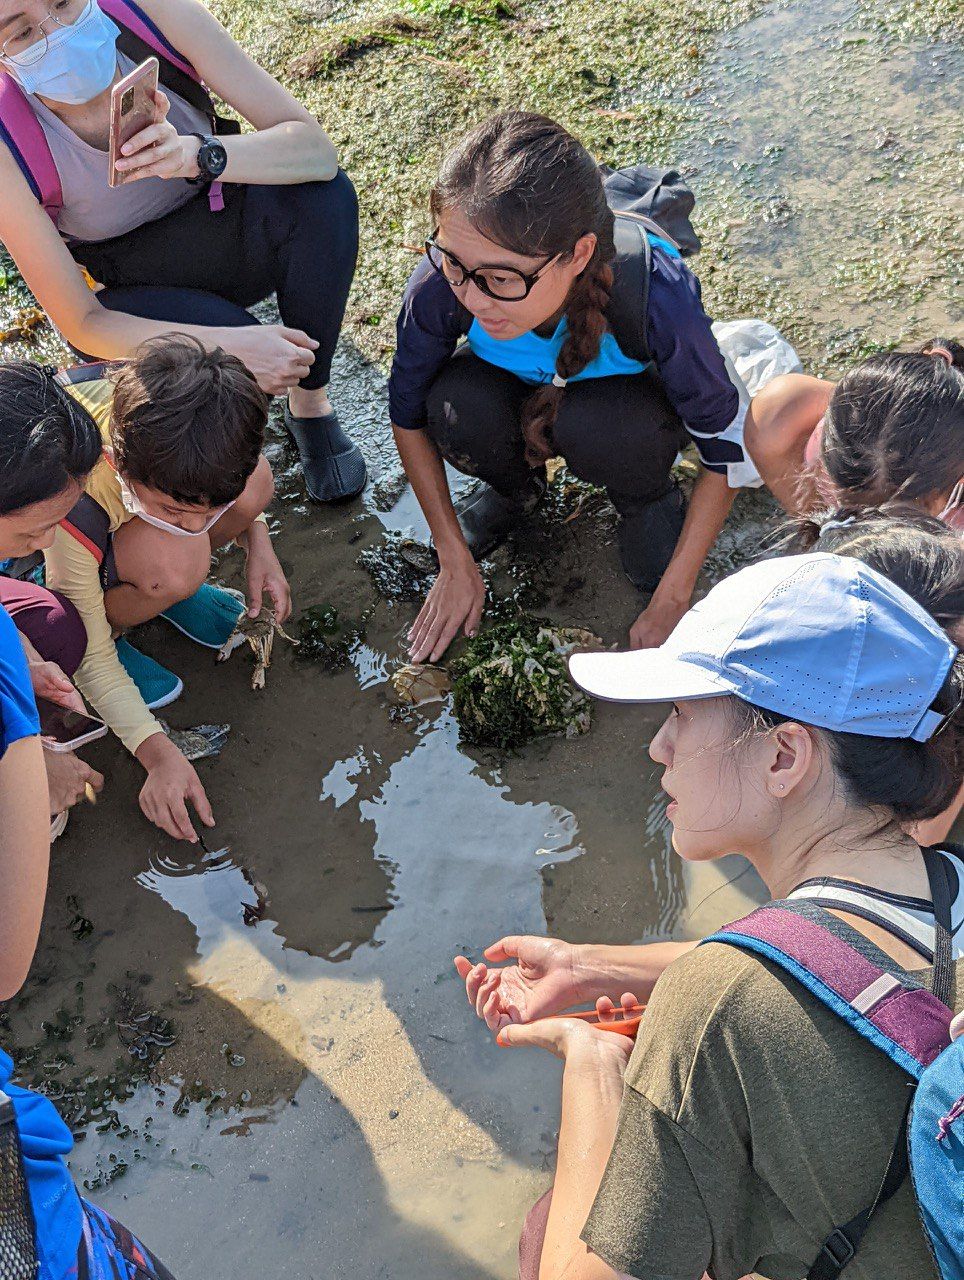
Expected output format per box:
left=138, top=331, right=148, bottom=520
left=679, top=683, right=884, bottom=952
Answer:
left=706, top=902, right=952, bottom=1075
left=0, top=72, right=63, bottom=224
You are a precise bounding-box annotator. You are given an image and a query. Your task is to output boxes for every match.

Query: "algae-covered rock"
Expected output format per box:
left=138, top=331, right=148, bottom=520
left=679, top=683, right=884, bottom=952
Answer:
left=358, top=533, right=438, bottom=601
left=449, top=616, right=601, bottom=750
left=297, top=604, right=366, bottom=670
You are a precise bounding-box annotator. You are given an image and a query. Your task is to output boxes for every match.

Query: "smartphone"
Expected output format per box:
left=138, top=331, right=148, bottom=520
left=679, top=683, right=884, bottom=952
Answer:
left=38, top=699, right=108, bottom=753
left=108, top=56, right=159, bottom=188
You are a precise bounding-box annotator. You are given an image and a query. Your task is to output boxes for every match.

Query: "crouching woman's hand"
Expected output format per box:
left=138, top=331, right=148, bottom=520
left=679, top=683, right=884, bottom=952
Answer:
left=135, top=731, right=215, bottom=843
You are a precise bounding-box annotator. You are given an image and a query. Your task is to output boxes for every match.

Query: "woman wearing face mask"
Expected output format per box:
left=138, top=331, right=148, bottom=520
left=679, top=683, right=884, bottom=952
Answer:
left=457, top=535, right=964, bottom=1280
left=390, top=112, right=756, bottom=661
left=0, top=0, right=364, bottom=503
left=743, top=338, right=964, bottom=521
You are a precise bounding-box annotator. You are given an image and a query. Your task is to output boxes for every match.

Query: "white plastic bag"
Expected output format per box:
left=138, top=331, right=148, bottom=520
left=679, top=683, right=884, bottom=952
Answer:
left=712, top=318, right=803, bottom=398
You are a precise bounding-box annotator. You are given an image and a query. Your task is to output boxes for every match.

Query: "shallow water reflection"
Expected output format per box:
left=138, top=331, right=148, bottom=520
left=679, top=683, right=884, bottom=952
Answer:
left=2, top=1, right=960, bottom=1276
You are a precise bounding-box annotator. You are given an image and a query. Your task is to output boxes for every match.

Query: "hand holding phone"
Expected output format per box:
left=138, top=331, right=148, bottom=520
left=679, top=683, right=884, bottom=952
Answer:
left=38, top=698, right=108, bottom=753
left=108, top=56, right=159, bottom=187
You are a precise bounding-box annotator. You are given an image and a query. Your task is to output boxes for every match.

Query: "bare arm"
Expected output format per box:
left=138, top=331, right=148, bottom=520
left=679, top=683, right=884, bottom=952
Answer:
left=138, top=0, right=337, bottom=183
left=0, top=735, right=50, bottom=999
left=630, top=468, right=736, bottom=648
left=539, top=1041, right=631, bottom=1280
left=574, top=940, right=698, bottom=1004
left=0, top=149, right=317, bottom=393
left=743, top=373, right=835, bottom=513
left=393, top=425, right=485, bottom=662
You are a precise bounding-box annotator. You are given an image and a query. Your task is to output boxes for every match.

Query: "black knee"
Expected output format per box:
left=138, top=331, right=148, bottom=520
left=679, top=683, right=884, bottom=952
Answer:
left=424, top=351, right=531, bottom=491
left=553, top=373, right=686, bottom=500
left=288, top=172, right=359, bottom=248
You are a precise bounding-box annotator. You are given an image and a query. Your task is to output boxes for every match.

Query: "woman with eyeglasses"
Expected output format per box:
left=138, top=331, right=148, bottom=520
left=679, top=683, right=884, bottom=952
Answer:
left=389, top=112, right=755, bottom=662
left=0, top=0, right=364, bottom=504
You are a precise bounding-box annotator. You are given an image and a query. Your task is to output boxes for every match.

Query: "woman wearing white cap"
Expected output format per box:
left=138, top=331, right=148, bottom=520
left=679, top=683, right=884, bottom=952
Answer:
left=456, top=534, right=964, bottom=1280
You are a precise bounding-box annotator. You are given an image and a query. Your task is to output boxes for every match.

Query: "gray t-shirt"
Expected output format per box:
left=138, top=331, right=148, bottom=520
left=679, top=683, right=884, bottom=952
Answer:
left=28, top=52, right=210, bottom=242
left=581, top=938, right=960, bottom=1280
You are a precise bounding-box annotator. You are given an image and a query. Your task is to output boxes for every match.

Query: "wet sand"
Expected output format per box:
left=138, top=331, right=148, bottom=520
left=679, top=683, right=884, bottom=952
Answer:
left=0, top=0, right=961, bottom=1275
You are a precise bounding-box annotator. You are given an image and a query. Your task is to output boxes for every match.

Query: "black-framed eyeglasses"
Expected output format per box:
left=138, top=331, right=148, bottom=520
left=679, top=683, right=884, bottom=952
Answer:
left=424, top=232, right=561, bottom=302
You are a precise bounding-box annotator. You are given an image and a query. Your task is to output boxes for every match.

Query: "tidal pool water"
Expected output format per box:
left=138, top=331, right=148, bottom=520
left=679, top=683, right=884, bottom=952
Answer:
left=0, top=1, right=960, bottom=1276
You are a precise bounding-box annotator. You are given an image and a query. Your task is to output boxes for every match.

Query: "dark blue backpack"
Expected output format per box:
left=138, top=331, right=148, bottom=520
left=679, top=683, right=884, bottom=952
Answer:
left=704, top=845, right=964, bottom=1279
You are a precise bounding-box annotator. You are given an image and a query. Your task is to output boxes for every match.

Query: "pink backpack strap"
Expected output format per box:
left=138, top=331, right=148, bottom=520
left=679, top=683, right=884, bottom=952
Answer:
left=98, top=0, right=201, bottom=82
left=707, top=903, right=952, bottom=1075
left=0, top=72, right=63, bottom=224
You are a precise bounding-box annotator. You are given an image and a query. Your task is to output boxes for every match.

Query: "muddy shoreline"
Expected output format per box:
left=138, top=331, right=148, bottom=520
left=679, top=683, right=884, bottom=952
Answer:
left=1, top=0, right=962, bottom=1275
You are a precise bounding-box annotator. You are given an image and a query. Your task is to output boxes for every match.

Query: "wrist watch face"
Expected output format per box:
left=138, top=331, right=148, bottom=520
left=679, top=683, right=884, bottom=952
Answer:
left=198, top=137, right=228, bottom=179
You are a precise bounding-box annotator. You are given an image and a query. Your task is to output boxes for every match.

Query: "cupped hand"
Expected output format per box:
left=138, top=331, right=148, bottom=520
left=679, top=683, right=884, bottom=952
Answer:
left=629, top=596, right=687, bottom=650
left=44, top=749, right=104, bottom=816
left=245, top=544, right=292, bottom=623
left=408, top=556, right=485, bottom=663
left=28, top=658, right=86, bottom=716
left=137, top=734, right=214, bottom=842
left=221, top=326, right=318, bottom=395
left=113, top=90, right=197, bottom=182
left=495, top=995, right=638, bottom=1068
left=454, top=935, right=583, bottom=1032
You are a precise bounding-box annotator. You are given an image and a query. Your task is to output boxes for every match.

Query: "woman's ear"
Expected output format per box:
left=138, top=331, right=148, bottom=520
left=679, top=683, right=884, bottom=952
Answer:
left=766, top=722, right=816, bottom=798
left=570, top=232, right=597, bottom=275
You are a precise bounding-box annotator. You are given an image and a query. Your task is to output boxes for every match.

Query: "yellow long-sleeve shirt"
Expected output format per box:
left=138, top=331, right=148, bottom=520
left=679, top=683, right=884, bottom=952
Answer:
left=43, top=378, right=162, bottom=756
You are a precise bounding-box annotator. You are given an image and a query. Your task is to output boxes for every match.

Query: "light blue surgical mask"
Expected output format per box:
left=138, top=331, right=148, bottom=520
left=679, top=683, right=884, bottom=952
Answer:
left=1, top=1, right=120, bottom=105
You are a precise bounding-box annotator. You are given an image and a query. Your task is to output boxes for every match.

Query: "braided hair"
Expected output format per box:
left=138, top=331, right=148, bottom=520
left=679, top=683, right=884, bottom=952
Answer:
left=430, top=111, right=616, bottom=466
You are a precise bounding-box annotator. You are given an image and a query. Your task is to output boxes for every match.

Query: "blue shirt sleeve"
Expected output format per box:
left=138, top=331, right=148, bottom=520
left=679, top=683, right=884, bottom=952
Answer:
left=0, top=603, right=39, bottom=756
left=645, top=244, right=755, bottom=486
left=388, top=258, right=471, bottom=430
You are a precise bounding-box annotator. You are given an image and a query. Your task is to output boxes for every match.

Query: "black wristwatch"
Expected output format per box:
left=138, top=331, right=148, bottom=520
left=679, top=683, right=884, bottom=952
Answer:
left=187, top=132, right=228, bottom=183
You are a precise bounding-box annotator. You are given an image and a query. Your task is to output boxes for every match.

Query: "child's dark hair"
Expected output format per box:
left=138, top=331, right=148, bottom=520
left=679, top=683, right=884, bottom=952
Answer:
left=0, top=362, right=101, bottom=515
left=743, top=505, right=964, bottom=825
left=110, top=336, right=268, bottom=508
left=822, top=338, right=964, bottom=507
left=430, top=111, right=615, bottom=466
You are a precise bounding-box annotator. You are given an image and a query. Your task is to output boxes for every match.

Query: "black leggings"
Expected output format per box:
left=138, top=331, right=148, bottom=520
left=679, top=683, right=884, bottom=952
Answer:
left=424, top=348, right=689, bottom=503
left=69, top=173, right=359, bottom=389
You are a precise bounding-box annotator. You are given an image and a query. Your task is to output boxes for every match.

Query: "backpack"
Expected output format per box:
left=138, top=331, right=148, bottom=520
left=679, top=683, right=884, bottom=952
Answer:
left=703, top=844, right=964, bottom=1280
left=0, top=0, right=240, bottom=227
left=0, top=1088, right=38, bottom=1280
left=600, top=164, right=701, bottom=366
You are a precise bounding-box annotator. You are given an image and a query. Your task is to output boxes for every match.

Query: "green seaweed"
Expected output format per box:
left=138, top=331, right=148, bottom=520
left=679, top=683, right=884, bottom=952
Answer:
left=449, top=615, right=598, bottom=749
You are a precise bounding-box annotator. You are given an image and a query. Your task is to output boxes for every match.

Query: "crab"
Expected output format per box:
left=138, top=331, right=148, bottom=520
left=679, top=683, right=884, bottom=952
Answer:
left=389, top=662, right=451, bottom=707
left=160, top=721, right=231, bottom=761
left=217, top=608, right=298, bottom=690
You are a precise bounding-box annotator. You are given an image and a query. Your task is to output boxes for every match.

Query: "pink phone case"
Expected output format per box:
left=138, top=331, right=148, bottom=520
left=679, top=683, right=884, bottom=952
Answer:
left=108, top=56, right=159, bottom=188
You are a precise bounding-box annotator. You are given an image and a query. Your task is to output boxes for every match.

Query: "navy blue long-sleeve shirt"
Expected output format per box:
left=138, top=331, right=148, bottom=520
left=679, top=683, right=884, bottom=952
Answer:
left=388, top=241, right=759, bottom=488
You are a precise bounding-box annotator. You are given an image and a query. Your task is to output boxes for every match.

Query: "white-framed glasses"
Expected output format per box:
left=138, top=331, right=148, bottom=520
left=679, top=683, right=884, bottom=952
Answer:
left=1, top=0, right=92, bottom=67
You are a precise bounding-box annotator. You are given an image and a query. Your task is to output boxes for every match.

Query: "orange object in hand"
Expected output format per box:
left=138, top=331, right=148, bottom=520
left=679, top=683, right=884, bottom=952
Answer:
left=556, top=1004, right=646, bottom=1038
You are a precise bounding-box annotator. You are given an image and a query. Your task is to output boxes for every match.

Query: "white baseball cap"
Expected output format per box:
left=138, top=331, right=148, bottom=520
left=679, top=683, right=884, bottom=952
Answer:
left=568, top=554, right=958, bottom=742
